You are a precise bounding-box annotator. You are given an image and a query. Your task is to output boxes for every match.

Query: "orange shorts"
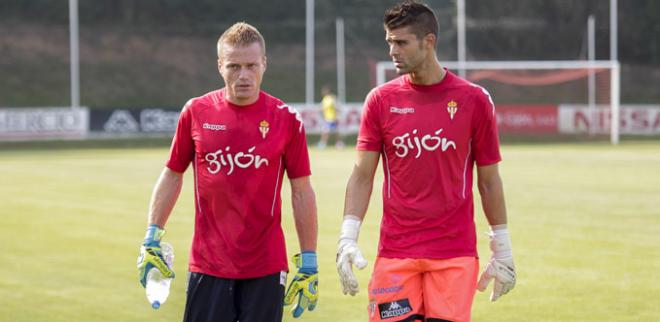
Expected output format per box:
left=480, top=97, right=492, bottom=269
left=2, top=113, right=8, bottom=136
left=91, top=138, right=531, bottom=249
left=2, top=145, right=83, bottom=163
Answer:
left=367, top=257, right=479, bottom=322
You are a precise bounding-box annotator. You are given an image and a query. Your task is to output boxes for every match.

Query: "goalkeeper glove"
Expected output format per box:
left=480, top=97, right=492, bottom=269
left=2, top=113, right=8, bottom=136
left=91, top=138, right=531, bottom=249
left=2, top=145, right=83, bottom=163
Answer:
left=477, top=225, right=516, bottom=301
left=336, top=215, right=368, bottom=296
left=137, top=224, right=175, bottom=288
left=284, top=252, right=319, bottom=318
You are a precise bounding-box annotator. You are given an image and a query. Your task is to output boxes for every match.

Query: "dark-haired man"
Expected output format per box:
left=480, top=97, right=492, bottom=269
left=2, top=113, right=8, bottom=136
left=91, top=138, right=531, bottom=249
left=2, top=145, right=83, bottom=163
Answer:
left=336, top=1, right=516, bottom=321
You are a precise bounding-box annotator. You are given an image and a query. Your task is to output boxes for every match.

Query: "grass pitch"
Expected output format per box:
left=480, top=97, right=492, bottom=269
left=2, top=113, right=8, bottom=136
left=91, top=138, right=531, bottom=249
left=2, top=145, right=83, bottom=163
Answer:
left=1, top=141, right=659, bottom=321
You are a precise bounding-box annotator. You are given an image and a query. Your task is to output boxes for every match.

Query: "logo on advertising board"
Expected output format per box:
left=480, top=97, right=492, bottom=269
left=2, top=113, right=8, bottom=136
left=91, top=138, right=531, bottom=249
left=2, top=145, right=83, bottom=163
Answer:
left=0, top=107, right=89, bottom=139
left=100, top=109, right=179, bottom=134
left=140, top=109, right=179, bottom=132
left=103, top=110, right=139, bottom=133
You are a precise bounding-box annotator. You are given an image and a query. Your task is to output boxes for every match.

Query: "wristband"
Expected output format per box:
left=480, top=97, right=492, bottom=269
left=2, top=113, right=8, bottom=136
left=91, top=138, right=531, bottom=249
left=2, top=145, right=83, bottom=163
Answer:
left=339, top=215, right=362, bottom=241
left=488, top=225, right=512, bottom=259
left=300, top=251, right=318, bottom=270
left=143, top=224, right=165, bottom=247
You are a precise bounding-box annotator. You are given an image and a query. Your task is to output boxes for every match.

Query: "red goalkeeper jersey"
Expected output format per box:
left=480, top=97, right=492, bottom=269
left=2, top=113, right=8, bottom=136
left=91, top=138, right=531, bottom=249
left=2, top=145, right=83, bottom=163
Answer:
left=166, top=89, right=311, bottom=279
left=357, top=70, right=501, bottom=259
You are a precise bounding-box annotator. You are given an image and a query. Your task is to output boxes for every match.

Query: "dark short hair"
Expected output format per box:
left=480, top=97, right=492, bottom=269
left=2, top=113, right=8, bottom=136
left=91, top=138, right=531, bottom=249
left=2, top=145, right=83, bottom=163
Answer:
left=383, top=1, right=438, bottom=40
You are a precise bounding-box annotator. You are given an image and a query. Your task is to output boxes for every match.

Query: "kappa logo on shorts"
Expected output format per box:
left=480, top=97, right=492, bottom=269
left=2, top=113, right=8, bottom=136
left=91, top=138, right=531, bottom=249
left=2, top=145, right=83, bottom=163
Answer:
left=378, top=298, right=412, bottom=319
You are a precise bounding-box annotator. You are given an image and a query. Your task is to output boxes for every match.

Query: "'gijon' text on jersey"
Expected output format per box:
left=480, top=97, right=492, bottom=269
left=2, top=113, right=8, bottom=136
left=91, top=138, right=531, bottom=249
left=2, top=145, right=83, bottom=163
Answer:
left=392, top=128, right=457, bottom=158
left=205, top=146, right=269, bottom=175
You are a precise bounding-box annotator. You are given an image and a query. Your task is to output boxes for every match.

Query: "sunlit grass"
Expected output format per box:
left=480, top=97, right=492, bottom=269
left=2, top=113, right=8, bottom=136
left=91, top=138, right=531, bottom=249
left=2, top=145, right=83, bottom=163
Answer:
left=0, top=141, right=659, bottom=321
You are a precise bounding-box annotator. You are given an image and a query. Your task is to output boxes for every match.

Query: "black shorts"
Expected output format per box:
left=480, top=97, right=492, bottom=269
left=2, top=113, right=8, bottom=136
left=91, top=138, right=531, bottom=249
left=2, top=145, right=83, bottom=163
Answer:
left=183, top=271, right=285, bottom=322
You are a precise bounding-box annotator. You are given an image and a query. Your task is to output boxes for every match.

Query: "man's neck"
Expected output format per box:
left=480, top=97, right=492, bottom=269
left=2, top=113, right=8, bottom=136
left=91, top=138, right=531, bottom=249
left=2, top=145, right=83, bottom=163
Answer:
left=225, top=92, right=259, bottom=106
left=408, top=57, right=446, bottom=86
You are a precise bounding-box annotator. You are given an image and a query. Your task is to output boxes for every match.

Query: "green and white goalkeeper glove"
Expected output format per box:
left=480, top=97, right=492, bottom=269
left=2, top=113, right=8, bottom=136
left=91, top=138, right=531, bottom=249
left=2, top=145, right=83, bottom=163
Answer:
left=284, top=252, right=319, bottom=318
left=137, top=224, right=175, bottom=287
left=477, top=225, right=516, bottom=301
left=336, top=215, right=368, bottom=296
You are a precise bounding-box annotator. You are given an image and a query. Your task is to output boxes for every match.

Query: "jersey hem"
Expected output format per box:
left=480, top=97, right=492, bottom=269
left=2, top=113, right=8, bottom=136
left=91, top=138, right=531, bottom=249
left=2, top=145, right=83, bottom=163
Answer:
left=356, top=144, right=381, bottom=152
left=287, top=171, right=312, bottom=180
left=475, top=157, right=502, bottom=167
left=188, top=265, right=289, bottom=280
left=165, top=161, right=188, bottom=173
left=377, top=250, right=478, bottom=260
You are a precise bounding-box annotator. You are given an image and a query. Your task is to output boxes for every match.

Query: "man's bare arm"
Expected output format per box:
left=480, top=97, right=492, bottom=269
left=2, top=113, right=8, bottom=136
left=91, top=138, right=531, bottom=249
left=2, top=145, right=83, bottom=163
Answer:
left=290, top=176, right=318, bottom=252
left=148, top=167, right=184, bottom=228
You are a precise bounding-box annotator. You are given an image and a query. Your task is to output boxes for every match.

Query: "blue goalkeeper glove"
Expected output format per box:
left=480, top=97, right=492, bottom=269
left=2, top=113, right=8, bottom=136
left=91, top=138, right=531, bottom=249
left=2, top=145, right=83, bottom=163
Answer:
left=283, top=252, right=319, bottom=318
left=137, top=224, right=175, bottom=287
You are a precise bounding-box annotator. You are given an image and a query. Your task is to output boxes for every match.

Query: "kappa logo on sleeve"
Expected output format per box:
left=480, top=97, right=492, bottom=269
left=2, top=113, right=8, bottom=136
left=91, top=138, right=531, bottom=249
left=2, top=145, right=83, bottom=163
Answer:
left=378, top=298, right=413, bottom=319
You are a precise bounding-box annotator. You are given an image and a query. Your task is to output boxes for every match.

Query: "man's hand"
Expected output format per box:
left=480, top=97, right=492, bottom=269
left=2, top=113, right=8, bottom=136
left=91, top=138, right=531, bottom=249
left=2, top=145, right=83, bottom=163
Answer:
left=336, top=238, right=368, bottom=296
left=284, top=252, right=319, bottom=318
left=477, top=225, right=516, bottom=301
left=137, top=224, right=175, bottom=287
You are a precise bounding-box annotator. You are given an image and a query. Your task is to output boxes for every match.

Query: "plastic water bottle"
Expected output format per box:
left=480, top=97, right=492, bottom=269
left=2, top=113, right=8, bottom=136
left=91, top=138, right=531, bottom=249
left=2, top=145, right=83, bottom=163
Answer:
left=146, top=242, right=174, bottom=309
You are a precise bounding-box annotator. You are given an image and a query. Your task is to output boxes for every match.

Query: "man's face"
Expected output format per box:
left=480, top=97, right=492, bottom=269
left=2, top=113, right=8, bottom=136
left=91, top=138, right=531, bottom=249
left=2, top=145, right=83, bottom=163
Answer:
left=385, top=26, right=428, bottom=75
left=218, top=42, right=267, bottom=105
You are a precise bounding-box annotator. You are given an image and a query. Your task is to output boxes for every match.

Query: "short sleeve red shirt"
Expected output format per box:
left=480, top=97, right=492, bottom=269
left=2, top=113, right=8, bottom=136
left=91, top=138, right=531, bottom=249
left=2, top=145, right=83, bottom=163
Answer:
left=357, top=70, right=501, bottom=259
left=167, top=89, right=311, bottom=278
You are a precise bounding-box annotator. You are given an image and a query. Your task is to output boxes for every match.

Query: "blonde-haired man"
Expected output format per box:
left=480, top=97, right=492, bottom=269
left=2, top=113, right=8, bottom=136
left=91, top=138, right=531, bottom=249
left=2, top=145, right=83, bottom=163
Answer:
left=137, top=22, right=319, bottom=322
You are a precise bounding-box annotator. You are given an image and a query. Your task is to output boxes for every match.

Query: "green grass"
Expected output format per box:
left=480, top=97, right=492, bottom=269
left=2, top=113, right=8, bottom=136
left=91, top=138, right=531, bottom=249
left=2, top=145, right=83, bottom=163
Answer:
left=1, top=141, right=659, bottom=321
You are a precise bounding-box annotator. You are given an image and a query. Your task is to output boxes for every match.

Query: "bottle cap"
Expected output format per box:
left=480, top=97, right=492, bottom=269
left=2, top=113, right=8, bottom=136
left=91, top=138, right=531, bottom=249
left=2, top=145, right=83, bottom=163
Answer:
left=151, top=301, right=161, bottom=309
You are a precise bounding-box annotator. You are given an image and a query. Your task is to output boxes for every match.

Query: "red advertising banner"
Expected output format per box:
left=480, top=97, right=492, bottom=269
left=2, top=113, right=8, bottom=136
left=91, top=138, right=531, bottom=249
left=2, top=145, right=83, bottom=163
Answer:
left=296, top=103, right=561, bottom=135
left=495, top=105, right=558, bottom=134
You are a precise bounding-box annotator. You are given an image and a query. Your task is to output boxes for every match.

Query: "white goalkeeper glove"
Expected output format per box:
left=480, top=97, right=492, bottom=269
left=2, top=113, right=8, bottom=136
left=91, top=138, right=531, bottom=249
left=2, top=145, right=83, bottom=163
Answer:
left=477, top=225, right=516, bottom=301
left=336, top=215, right=368, bottom=296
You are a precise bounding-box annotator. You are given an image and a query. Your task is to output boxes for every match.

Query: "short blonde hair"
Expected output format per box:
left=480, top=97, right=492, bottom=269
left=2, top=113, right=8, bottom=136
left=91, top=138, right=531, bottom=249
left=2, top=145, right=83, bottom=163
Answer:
left=217, top=22, right=266, bottom=57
